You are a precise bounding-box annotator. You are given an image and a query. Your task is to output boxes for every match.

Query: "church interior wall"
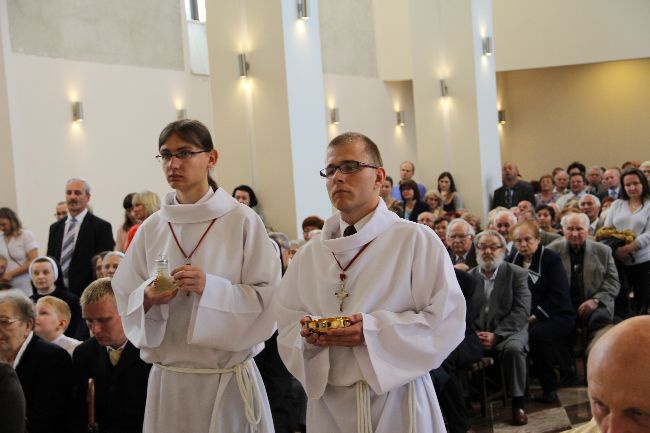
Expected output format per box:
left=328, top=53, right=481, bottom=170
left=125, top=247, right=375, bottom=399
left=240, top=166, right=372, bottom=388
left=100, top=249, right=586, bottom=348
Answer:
left=498, top=57, right=650, bottom=182
left=1, top=0, right=649, bottom=244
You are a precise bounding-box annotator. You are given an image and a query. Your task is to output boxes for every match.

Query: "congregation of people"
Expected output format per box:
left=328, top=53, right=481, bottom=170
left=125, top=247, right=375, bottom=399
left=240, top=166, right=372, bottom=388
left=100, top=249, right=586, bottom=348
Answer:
left=1, top=121, right=649, bottom=433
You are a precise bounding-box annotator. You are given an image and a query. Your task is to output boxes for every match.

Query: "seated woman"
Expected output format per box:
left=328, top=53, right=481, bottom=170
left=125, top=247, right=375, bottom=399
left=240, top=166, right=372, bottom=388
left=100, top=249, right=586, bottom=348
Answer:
left=437, top=172, right=464, bottom=214
left=380, top=176, right=403, bottom=215
left=535, top=204, right=558, bottom=234
left=0, top=289, right=74, bottom=433
left=534, top=175, right=559, bottom=206
left=124, top=191, right=161, bottom=251
left=399, top=180, right=430, bottom=222
left=101, top=251, right=125, bottom=278
left=29, top=256, right=81, bottom=339
left=604, top=168, right=650, bottom=315
left=508, top=221, right=575, bottom=404
left=423, top=190, right=446, bottom=219
left=233, top=184, right=266, bottom=223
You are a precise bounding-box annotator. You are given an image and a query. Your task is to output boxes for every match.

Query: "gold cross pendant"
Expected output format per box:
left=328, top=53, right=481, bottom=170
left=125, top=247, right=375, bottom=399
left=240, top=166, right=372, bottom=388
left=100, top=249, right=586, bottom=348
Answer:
left=334, top=281, right=349, bottom=312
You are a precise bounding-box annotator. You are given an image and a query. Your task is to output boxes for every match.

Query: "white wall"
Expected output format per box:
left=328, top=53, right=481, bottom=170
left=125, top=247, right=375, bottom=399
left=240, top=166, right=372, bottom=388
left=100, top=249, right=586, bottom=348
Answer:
left=323, top=75, right=420, bottom=187
left=373, top=0, right=412, bottom=81
left=493, top=0, right=650, bottom=71
left=0, top=0, right=213, bottom=249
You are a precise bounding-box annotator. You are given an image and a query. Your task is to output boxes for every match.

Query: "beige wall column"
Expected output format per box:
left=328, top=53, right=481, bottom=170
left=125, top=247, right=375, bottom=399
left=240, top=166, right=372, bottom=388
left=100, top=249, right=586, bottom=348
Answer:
left=410, top=0, right=501, bottom=218
left=0, top=5, right=17, bottom=209
left=206, top=0, right=331, bottom=238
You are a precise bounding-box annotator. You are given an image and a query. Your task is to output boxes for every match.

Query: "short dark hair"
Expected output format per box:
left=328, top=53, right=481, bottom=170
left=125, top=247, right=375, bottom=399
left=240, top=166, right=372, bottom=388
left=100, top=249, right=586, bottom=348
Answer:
left=158, top=119, right=218, bottom=191
left=399, top=180, right=420, bottom=201
left=232, top=185, right=258, bottom=208
left=301, top=215, right=324, bottom=231
left=535, top=204, right=556, bottom=221
left=620, top=168, right=650, bottom=202
left=437, top=171, right=457, bottom=193
left=328, top=132, right=383, bottom=167
left=386, top=176, right=394, bottom=187
left=567, top=161, right=586, bottom=175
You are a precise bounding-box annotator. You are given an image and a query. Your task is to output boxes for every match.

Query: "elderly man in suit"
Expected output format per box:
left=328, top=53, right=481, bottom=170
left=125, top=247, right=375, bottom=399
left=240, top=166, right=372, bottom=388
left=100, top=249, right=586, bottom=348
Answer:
left=73, top=278, right=151, bottom=433
left=547, top=212, right=619, bottom=345
left=47, top=178, right=114, bottom=296
left=446, top=218, right=477, bottom=270
left=468, top=230, right=531, bottom=426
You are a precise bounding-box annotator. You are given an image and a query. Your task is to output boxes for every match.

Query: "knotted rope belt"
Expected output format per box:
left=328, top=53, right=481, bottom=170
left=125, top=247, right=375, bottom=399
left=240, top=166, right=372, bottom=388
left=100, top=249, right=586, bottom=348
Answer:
left=356, top=380, right=417, bottom=433
left=155, top=359, right=262, bottom=432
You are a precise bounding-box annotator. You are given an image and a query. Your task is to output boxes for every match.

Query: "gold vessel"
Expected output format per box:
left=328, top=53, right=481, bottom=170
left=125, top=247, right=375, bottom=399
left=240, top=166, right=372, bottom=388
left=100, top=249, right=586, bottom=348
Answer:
left=304, top=316, right=351, bottom=334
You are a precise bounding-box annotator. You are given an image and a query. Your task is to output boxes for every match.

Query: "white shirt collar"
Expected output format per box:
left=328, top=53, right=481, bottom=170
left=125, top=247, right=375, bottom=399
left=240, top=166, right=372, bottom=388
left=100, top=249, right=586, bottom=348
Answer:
left=105, top=339, right=128, bottom=352
left=13, top=331, right=34, bottom=369
left=173, top=188, right=214, bottom=205
left=67, top=208, right=88, bottom=224
left=339, top=206, right=376, bottom=238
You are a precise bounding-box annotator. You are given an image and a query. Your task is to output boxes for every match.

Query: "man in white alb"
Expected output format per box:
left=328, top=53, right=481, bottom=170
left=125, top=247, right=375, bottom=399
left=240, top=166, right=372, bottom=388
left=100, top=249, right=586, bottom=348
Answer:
left=275, top=132, right=466, bottom=433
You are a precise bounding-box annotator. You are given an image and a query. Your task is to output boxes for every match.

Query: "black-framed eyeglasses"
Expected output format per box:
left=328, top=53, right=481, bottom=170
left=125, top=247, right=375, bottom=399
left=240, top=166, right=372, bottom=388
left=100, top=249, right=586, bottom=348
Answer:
left=155, top=149, right=210, bottom=163
left=320, top=161, right=379, bottom=178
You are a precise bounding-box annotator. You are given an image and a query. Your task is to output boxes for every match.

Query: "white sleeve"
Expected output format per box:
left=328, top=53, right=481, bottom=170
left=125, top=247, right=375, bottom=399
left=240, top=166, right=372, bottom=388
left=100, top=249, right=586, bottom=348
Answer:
left=353, top=229, right=466, bottom=394
left=112, top=227, right=169, bottom=349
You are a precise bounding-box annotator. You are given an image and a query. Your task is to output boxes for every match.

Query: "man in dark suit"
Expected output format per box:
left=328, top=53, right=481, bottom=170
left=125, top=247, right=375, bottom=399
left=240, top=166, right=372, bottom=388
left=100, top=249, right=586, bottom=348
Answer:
left=491, top=162, right=535, bottom=210
left=468, top=230, right=531, bottom=426
left=73, top=278, right=151, bottom=433
left=446, top=218, right=478, bottom=270
left=47, top=178, right=114, bottom=296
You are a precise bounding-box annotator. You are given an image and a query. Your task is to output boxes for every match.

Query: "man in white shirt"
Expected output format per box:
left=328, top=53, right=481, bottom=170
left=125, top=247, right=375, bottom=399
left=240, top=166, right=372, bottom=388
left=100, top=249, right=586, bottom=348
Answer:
left=276, top=132, right=466, bottom=433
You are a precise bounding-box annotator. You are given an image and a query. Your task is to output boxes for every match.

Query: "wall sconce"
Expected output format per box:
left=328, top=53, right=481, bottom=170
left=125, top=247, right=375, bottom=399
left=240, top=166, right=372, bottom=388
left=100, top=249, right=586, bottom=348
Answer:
left=330, top=108, right=340, bottom=125
left=396, top=110, right=405, bottom=126
left=482, top=36, right=493, bottom=56
left=297, top=0, right=309, bottom=20
left=238, top=53, right=250, bottom=77
left=439, top=80, right=448, bottom=97
left=72, top=101, right=84, bottom=122
left=177, top=108, right=188, bottom=120
left=498, top=110, right=506, bottom=124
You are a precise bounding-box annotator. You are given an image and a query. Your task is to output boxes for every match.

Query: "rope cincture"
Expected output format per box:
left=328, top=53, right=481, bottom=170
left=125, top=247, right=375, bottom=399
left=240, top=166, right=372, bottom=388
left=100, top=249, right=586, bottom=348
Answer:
left=155, top=359, right=262, bottom=432
left=355, top=380, right=417, bottom=433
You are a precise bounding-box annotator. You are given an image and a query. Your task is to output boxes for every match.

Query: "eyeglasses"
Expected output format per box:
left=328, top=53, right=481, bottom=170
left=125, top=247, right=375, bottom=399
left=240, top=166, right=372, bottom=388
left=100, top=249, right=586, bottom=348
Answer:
left=155, top=149, right=210, bottom=162
left=448, top=234, right=470, bottom=240
left=0, top=317, right=21, bottom=327
left=476, top=244, right=503, bottom=252
left=320, top=161, right=378, bottom=178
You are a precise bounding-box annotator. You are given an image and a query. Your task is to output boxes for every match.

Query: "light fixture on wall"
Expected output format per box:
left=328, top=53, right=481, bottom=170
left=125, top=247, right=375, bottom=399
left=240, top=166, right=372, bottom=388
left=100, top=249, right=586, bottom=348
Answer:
left=396, top=110, right=405, bottom=126
left=498, top=110, right=506, bottom=124
left=297, top=0, right=309, bottom=20
left=238, top=53, right=250, bottom=77
left=439, top=80, right=448, bottom=97
left=330, top=108, right=340, bottom=124
left=482, top=36, right=493, bottom=56
left=177, top=108, right=188, bottom=120
left=72, top=101, right=84, bottom=122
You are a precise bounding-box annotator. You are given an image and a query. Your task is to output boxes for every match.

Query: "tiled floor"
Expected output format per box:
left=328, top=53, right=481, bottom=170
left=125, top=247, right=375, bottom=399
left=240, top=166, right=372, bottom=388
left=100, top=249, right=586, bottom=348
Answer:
left=469, top=386, right=592, bottom=433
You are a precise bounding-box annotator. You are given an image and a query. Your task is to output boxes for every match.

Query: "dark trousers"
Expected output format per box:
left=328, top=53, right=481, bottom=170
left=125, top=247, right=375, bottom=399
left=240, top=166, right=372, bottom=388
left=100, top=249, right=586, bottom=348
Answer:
left=529, top=318, right=572, bottom=394
left=625, top=261, right=650, bottom=315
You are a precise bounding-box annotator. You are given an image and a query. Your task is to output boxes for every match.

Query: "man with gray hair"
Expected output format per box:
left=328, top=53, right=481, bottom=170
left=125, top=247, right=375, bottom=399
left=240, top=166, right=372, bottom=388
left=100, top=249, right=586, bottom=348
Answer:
left=547, top=213, right=618, bottom=344
left=579, top=194, right=602, bottom=236
left=446, top=218, right=477, bottom=270
left=490, top=210, right=517, bottom=254
left=468, top=230, right=531, bottom=425
left=47, top=178, right=114, bottom=296
left=585, top=166, right=605, bottom=196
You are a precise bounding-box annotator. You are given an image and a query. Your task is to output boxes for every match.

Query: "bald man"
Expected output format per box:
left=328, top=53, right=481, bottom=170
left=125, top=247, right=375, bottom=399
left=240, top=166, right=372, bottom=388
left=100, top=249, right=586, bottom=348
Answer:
left=491, top=162, right=535, bottom=210
left=564, top=316, right=650, bottom=433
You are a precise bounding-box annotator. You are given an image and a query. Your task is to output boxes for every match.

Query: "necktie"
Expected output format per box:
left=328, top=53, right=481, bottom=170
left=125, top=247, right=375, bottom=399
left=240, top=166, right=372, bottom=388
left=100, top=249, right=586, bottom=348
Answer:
left=108, top=347, right=123, bottom=366
left=456, top=255, right=465, bottom=264
left=343, top=225, right=357, bottom=237
left=505, top=189, right=514, bottom=208
left=609, top=189, right=617, bottom=199
left=60, top=217, right=78, bottom=287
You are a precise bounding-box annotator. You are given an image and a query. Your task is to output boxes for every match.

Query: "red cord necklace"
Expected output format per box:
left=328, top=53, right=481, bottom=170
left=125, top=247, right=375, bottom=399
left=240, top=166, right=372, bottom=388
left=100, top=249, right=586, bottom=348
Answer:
left=168, top=219, right=217, bottom=265
left=332, top=241, right=373, bottom=312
